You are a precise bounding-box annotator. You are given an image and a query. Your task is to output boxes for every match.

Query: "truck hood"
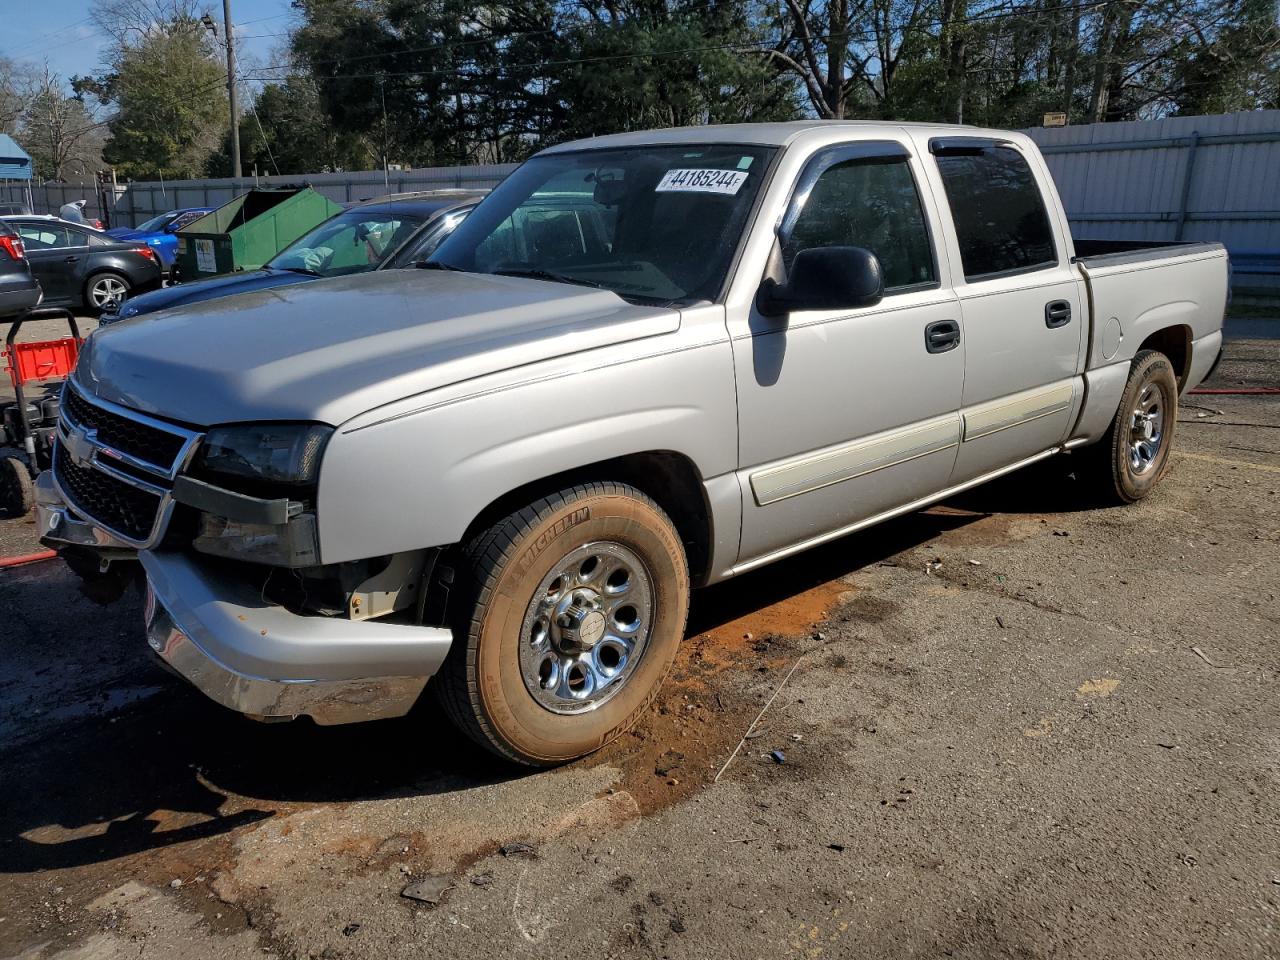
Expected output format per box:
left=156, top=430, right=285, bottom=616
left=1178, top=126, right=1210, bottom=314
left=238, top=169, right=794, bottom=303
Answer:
left=75, top=269, right=680, bottom=427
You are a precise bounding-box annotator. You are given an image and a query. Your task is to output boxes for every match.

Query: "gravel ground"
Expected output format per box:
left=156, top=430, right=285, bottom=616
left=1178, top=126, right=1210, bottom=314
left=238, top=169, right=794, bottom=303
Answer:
left=0, top=329, right=1276, bottom=960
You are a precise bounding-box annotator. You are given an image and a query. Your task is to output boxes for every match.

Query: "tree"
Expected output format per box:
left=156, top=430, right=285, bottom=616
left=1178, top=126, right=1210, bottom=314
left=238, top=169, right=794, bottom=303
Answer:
left=208, top=75, right=370, bottom=175
left=18, top=68, right=105, bottom=181
left=552, top=2, right=800, bottom=140
left=87, top=6, right=229, bottom=179
left=0, top=58, right=39, bottom=137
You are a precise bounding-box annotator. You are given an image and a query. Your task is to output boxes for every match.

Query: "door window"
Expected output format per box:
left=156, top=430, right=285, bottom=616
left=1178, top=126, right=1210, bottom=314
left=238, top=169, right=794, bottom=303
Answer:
left=390, top=210, right=469, bottom=267
left=16, top=224, right=71, bottom=249
left=782, top=157, right=936, bottom=292
left=933, top=144, right=1056, bottom=281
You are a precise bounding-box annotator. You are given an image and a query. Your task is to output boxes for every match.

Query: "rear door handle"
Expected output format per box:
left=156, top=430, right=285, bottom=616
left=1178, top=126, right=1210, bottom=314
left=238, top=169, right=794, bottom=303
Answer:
left=63, top=256, right=80, bottom=263
left=924, top=319, right=961, bottom=354
left=1045, top=300, right=1072, bottom=328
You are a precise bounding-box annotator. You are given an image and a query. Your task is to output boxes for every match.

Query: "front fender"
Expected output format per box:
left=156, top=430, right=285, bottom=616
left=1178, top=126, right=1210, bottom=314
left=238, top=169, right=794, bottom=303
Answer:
left=314, top=331, right=738, bottom=565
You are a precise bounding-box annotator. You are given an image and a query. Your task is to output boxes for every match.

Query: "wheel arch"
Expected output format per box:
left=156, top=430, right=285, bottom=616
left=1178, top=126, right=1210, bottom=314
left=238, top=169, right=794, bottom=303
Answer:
left=1136, top=324, right=1192, bottom=388
left=457, top=449, right=715, bottom=587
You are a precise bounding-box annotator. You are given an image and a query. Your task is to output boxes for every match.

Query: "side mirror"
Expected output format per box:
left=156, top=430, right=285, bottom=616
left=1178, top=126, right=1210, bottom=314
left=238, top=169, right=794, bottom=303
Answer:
left=757, top=246, right=884, bottom=316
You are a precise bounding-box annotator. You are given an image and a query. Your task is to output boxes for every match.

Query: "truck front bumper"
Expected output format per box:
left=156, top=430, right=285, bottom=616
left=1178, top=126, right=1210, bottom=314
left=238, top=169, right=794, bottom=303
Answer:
left=140, top=550, right=453, bottom=725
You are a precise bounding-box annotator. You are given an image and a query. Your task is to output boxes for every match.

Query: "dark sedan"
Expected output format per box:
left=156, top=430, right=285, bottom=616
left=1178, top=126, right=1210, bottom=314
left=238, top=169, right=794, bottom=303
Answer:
left=0, top=219, right=41, bottom=317
left=3, top=216, right=163, bottom=313
left=100, top=190, right=485, bottom=326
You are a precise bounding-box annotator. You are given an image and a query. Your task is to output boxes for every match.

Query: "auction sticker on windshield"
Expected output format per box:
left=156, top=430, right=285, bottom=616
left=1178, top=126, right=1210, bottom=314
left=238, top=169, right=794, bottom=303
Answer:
left=656, top=168, right=749, bottom=195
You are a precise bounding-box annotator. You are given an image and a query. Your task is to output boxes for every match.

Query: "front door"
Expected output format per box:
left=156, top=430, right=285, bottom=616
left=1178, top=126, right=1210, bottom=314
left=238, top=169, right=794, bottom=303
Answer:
left=920, top=137, right=1086, bottom=483
left=732, top=141, right=965, bottom=569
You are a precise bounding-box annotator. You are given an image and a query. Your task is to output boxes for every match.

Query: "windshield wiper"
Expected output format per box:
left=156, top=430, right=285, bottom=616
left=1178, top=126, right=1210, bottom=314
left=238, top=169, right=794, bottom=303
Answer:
left=274, top=265, right=322, bottom=277
left=416, top=260, right=467, bottom=272
left=491, top=267, right=606, bottom=290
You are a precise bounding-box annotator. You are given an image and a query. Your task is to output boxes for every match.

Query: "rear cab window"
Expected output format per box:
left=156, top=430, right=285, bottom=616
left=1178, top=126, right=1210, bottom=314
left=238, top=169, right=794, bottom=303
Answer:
left=931, top=140, right=1057, bottom=282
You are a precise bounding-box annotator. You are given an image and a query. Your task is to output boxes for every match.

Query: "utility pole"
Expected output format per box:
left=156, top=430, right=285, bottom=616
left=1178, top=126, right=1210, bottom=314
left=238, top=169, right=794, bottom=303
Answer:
left=202, top=6, right=241, bottom=178
left=223, top=0, right=241, bottom=178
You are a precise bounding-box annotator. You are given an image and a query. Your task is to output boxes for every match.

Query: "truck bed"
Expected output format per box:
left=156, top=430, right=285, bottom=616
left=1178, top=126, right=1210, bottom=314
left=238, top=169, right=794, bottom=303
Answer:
left=1073, top=238, right=1228, bottom=374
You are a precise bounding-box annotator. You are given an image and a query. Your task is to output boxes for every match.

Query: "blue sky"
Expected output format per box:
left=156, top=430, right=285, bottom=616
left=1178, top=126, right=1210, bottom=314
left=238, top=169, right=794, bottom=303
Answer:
left=2, top=0, right=297, bottom=85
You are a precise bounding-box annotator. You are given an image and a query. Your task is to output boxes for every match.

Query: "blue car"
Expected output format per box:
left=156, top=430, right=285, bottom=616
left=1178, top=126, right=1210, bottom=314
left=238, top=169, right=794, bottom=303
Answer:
left=105, top=207, right=213, bottom=272
left=98, top=191, right=484, bottom=326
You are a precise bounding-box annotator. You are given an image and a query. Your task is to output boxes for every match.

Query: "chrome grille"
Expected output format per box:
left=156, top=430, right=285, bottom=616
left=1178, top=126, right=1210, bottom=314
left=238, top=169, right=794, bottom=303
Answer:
left=55, top=444, right=162, bottom=542
left=63, top=385, right=186, bottom=472
left=53, top=385, right=201, bottom=546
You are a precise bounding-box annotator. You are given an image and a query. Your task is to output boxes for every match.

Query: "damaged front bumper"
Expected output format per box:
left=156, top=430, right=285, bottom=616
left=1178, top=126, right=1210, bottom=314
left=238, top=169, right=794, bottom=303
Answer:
left=34, top=470, right=138, bottom=559
left=141, top=550, right=454, bottom=725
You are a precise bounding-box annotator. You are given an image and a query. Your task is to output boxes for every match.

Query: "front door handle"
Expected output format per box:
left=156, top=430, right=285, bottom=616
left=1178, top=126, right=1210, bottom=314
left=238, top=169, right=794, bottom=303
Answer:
left=925, top=319, right=961, bottom=354
left=1045, top=300, right=1072, bottom=328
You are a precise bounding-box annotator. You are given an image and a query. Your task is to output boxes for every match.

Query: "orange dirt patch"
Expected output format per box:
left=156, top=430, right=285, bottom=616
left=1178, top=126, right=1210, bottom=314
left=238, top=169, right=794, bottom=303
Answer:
left=592, top=575, right=851, bottom=815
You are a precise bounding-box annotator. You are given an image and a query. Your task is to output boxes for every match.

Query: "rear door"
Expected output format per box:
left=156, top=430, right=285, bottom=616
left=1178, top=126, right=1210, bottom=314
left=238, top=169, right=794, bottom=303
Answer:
left=13, top=221, right=74, bottom=303
left=732, top=140, right=965, bottom=567
left=918, top=137, right=1086, bottom=484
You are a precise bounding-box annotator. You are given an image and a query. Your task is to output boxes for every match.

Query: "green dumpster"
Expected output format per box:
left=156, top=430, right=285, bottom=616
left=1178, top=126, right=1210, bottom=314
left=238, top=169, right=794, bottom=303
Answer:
left=174, top=187, right=343, bottom=280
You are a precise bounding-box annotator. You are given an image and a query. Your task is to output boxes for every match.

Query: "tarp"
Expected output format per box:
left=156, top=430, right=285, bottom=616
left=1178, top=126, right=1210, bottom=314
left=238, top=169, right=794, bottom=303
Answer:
left=0, top=134, right=32, bottom=181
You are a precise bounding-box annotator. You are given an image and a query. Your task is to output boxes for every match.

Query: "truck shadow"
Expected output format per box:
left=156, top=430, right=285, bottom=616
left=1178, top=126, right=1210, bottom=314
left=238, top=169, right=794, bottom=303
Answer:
left=0, top=453, right=1104, bottom=875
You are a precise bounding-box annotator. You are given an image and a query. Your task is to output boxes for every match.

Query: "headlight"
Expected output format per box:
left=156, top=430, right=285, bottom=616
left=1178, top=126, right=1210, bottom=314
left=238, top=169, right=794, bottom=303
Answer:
left=197, top=423, right=332, bottom=486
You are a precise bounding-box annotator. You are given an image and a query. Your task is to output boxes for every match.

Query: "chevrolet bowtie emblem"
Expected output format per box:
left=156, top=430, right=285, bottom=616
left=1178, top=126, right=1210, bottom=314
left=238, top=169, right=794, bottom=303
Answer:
left=64, top=424, right=96, bottom=468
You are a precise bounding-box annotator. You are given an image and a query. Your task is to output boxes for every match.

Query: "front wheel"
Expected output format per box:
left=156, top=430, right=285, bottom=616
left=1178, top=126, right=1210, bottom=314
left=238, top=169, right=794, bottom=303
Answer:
left=85, top=272, right=130, bottom=312
left=1079, top=349, right=1179, bottom=503
left=436, top=481, right=689, bottom=766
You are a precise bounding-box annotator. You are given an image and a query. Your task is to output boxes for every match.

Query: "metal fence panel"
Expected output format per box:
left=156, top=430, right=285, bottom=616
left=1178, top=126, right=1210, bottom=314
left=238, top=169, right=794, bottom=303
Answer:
left=1023, top=109, right=1280, bottom=263
left=0, top=163, right=519, bottom=229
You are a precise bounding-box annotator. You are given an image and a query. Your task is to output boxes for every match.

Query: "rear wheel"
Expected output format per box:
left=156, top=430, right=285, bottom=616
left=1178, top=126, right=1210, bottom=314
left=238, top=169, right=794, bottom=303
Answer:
left=85, top=272, right=130, bottom=312
left=1080, top=349, right=1179, bottom=503
left=436, top=481, right=689, bottom=766
left=0, top=447, right=34, bottom=517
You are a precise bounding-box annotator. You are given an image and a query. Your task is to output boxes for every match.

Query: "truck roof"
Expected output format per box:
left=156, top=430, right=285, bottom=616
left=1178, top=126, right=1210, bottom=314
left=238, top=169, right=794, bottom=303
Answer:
left=540, top=120, right=1022, bottom=155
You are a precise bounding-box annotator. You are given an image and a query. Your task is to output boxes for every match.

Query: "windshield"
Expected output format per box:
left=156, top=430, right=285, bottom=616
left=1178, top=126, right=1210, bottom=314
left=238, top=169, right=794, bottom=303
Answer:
left=135, top=212, right=175, bottom=232
left=268, top=208, right=428, bottom=277
left=429, top=144, right=777, bottom=304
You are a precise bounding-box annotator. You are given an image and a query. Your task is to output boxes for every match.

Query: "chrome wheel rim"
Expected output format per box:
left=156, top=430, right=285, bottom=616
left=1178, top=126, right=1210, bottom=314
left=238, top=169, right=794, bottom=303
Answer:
left=1128, top=382, right=1165, bottom=475
left=518, top=540, right=654, bottom=715
left=90, top=276, right=127, bottom=308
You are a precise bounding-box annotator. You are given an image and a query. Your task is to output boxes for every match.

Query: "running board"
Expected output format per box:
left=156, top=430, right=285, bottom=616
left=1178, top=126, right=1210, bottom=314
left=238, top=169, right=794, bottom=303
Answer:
left=729, top=447, right=1062, bottom=577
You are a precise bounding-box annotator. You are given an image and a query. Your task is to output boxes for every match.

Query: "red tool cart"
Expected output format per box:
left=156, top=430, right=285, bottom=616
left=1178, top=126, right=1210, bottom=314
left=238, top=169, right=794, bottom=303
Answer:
left=1, top=307, right=82, bottom=516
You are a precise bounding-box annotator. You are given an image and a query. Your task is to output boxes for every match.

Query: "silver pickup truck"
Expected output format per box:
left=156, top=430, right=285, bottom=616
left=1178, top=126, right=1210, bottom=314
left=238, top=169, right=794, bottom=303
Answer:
left=36, top=122, right=1227, bottom=766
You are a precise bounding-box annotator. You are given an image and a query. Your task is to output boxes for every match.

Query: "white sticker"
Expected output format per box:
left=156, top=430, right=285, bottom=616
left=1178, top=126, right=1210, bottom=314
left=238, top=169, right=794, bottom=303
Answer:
left=194, top=238, right=216, bottom=273
left=656, top=168, right=749, bottom=195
